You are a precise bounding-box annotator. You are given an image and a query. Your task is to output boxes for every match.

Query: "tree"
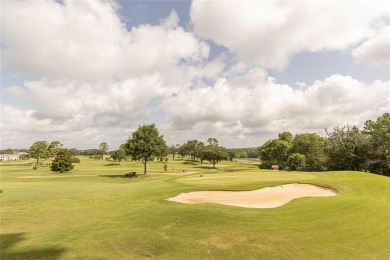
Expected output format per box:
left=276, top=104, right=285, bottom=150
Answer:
left=99, top=142, right=109, bottom=159
left=363, top=113, right=390, bottom=175
left=292, top=133, right=327, bottom=171
left=1, top=148, right=14, bottom=154
left=278, top=131, right=293, bottom=143
left=287, top=153, right=306, bottom=171
left=185, top=140, right=199, bottom=160
left=201, top=138, right=227, bottom=168
left=168, top=145, right=179, bottom=160
left=125, top=124, right=167, bottom=175
left=258, top=139, right=292, bottom=169
left=111, top=148, right=126, bottom=164
left=48, top=141, right=63, bottom=157
left=50, top=149, right=74, bottom=173
left=178, top=144, right=188, bottom=160
left=325, top=125, right=370, bottom=171
left=28, top=141, right=49, bottom=166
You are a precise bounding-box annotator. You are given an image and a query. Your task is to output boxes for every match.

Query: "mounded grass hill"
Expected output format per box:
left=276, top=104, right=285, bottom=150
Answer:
left=1, top=157, right=389, bottom=259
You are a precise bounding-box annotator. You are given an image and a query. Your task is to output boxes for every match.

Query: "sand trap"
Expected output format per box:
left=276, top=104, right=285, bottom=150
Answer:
left=168, top=183, right=338, bottom=208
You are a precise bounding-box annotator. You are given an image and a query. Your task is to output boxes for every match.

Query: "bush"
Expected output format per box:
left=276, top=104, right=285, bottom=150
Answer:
left=287, top=153, right=306, bottom=171
left=33, top=165, right=38, bottom=170
left=72, top=157, right=81, bottom=163
left=51, top=149, right=74, bottom=173
left=124, top=172, right=137, bottom=178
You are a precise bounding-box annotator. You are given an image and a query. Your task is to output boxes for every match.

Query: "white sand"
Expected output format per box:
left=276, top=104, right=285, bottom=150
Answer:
left=167, top=183, right=338, bottom=208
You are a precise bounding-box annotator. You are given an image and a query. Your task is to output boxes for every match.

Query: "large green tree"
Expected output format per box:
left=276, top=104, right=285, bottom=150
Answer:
left=50, top=149, right=74, bottom=173
left=201, top=139, right=228, bottom=168
left=111, top=148, right=126, bottom=164
left=28, top=141, right=49, bottom=165
left=292, top=133, right=327, bottom=171
left=125, top=124, right=167, bottom=175
left=363, top=113, right=390, bottom=175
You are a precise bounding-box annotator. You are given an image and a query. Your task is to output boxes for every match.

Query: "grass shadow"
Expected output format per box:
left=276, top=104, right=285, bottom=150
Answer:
left=1, top=233, right=66, bottom=259
left=194, top=166, right=216, bottom=169
left=104, top=163, right=120, bottom=166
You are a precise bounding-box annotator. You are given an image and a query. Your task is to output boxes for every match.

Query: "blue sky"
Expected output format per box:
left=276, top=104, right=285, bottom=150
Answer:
left=1, top=0, right=389, bottom=149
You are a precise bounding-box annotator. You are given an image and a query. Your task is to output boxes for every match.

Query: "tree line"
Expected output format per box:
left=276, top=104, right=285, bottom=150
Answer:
left=258, top=113, right=389, bottom=176
left=22, top=112, right=389, bottom=176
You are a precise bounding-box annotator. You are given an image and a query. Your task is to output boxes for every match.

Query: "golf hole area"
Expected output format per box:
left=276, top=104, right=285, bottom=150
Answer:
left=168, top=183, right=338, bottom=208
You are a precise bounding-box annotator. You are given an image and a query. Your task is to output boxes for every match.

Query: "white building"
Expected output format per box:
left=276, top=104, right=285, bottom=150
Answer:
left=0, top=152, right=28, bottom=161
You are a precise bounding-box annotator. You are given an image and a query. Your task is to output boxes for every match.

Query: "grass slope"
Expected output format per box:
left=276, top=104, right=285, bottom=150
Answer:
left=1, top=157, right=389, bottom=259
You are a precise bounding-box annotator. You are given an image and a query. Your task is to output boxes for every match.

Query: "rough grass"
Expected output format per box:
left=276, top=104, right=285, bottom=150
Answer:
left=1, top=157, right=389, bottom=259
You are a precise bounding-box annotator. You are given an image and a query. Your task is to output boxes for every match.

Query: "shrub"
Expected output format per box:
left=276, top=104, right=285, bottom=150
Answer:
left=124, top=172, right=137, bottom=178
left=51, top=149, right=74, bottom=173
left=72, top=157, right=81, bottom=163
left=287, top=153, right=306, bottom=171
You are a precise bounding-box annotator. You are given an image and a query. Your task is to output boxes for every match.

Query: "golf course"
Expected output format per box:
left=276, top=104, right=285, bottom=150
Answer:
left=1, top=157, right=389, bottom=259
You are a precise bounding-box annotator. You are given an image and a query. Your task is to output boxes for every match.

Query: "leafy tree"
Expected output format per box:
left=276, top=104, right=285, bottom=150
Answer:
left=287, top=153, right=306, bottom=171
left=99, top=142, right=109, bottom=159
left=292, top=133, right=327, bottom=171
left=1, top=148, right=14, bottom=154
left=68, top=148, right=79, bottom=156
left=278, top=131, right=293, bottom=143
left=363, top=113, right=390, bottom=175
left=178, top=144, right=188, bottom=160
left=111, top=148, right=126, bottom=164
left=258, top=139, right=292, bottom=169
left=194, top=141, right=205, bottom=161
left=28, top=141, right=49, bottom=165
left=185, top=140, right=199, bottom=160
left=50, top=149, right=74, bottom=173
left=326, top=125, right=370, bottom=171
left=168, top=145, right=179, bottom=160
left=48, top=141, right=63, bottom=157
left=125, top=124, right=167, bottom=175
left=201, top=139, right=227, bottom=168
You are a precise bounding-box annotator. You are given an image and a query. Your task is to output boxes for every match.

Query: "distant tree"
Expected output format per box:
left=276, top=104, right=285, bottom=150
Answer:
left=50, top=149, right=74, bottom=173
left=185, top=140, right=199, bottom=160
left=1, top=148, right=14, bottom=154
left=48, top=141, right=63, bottom=157
left=168, top=145, right=179, bottom=160
left=99, top=142, right=109, bottom=159
left=178, top=144, right=188, bottom=160
left=125, top=124, right=167, bottom=175
left=28, top=141, right=49, bottom=166
left=226, top=149, right=236, bottom=161
left=194, top=142, right=205, bottom=161
left=68, top=148, right=79, bottom=156
left=201, top=139, right=228, bottom=168
left=287, top=153, right=306, bottom=171
left=111, top=148, right=126, bottom=164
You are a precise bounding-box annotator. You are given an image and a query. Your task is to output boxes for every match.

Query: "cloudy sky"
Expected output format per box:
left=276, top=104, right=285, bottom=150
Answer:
left=1, top=0, right=389, bottom=150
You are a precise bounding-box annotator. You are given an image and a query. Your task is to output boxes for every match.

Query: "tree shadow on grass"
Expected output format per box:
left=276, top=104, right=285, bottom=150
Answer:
left=1, top=233, right=66, bottom=259
left=194, top=166, right=216, bottom=169
left=103, top=163, right=120, bottom=166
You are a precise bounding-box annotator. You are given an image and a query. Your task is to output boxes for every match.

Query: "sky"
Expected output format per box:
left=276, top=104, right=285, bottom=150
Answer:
left=1, top=0, right=389, bottom=150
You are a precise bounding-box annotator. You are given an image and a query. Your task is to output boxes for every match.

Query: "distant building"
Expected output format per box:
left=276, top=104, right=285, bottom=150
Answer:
left=271, top=165, right=279, bottom=170
left=0, top=152, right=28, bottom=161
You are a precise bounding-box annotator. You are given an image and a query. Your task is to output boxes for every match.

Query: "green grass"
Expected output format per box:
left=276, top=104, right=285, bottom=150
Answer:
left=1, top=157, right=389, bottom=259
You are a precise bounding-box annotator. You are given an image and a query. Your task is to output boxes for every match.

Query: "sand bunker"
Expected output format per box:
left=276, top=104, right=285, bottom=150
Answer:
left=168, top=183, right=338, bottom=208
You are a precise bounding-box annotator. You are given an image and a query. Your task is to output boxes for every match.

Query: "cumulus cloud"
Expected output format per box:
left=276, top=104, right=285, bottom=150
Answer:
left=164, top=70, right=390, bottom=146
left=190, top=0, right=389, bottom=69
left=352, top=26, right=390, bottom=65
left=1, top=0, right=209, bottom=82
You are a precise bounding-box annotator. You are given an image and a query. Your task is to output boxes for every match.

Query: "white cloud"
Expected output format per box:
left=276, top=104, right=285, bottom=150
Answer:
left=1, top=0, right=209, bottom=81
left=164, top=71, right=390, bottom=146
left=352, top=26, right=390, bottom=65
left=190, top=0, right=389, bottom=69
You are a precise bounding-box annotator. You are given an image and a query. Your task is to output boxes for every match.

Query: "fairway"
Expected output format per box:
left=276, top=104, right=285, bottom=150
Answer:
left=1, top=157, right=389, bottom=259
